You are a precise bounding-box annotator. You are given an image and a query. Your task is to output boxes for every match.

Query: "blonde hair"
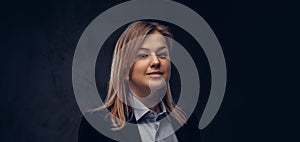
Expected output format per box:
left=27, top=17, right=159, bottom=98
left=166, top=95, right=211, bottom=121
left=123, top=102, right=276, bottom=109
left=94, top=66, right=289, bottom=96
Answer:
left=93, top=21, right=186, bottom=130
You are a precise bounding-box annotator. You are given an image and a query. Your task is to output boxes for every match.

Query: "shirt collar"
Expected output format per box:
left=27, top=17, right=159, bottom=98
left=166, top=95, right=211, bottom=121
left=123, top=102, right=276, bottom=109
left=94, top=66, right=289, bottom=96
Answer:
left=132, top=95, right=167, bottom=121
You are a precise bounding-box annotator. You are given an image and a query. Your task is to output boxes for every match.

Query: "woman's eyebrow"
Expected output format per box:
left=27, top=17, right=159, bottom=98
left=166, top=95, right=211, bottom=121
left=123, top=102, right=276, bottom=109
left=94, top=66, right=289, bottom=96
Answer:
left=156, top=46, right=168, bottom=52
left=138, top=48, right=150, bottom=52
left=138, top=45, right=168, bottom=52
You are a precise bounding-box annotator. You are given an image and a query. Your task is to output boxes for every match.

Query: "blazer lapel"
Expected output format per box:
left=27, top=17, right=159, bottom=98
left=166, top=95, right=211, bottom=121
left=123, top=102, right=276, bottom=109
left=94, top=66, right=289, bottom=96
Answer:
left=174, top=114, right=202, bottom=142
left=118, top=116, right=142, bottom=142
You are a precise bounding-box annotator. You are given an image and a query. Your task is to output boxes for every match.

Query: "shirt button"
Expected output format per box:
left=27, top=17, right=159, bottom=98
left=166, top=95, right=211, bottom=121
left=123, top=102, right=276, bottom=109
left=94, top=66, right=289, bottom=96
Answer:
left=155, top=124, right=158, bottom=130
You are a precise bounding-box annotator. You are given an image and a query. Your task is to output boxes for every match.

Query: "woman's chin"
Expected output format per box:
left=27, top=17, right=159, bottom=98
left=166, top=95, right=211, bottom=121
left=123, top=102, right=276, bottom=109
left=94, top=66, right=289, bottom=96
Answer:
left=148, top=77, right=166, bottom=90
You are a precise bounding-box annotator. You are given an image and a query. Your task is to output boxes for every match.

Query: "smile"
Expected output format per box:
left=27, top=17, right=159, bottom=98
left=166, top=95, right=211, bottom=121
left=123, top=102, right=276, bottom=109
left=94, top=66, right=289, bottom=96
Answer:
left=146, top=72, right=163, bottom=77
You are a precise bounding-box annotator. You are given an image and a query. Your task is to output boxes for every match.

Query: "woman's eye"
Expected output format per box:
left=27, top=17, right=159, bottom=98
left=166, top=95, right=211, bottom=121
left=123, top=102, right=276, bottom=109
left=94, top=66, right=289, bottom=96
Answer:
left=157, top=53, right=168, bottom=58
left=137, top=54, right=148, bottom=59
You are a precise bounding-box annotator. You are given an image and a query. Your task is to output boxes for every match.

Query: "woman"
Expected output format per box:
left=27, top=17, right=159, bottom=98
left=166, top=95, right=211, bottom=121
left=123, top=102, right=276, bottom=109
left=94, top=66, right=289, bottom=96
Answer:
left=78, top=21, right=201, bottom=142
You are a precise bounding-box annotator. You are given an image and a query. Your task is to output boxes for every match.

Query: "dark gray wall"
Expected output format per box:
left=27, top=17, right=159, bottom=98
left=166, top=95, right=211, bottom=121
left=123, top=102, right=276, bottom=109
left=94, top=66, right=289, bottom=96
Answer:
left=1, top=0, right=298, bottom=142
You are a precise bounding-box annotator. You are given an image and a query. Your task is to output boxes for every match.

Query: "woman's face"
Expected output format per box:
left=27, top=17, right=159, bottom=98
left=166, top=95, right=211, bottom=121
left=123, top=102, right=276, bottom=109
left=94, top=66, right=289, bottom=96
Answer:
left=129, top=31, right=171, bottom=97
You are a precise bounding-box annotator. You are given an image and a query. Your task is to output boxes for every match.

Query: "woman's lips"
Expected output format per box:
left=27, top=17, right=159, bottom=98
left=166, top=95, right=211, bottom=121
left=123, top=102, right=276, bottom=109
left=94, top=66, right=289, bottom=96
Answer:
left=146, top=72, right=163, bottom=77
left=148, top=74, right=162, bottom=77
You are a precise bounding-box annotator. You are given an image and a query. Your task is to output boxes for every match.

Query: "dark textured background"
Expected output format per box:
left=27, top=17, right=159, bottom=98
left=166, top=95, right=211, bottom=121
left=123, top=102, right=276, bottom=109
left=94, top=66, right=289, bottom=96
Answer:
left=1, top=0, right=298, bottom=142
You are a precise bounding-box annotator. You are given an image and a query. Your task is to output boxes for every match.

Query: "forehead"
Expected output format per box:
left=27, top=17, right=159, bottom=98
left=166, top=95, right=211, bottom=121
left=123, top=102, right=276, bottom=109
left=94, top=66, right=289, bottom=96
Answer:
left=140, top=32, right=168, bottom=51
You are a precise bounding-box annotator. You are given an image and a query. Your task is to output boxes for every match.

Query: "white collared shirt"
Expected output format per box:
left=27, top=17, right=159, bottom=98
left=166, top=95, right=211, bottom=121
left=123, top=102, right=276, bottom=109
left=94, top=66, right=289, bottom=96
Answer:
left=132, top=96, right=178, bottom=142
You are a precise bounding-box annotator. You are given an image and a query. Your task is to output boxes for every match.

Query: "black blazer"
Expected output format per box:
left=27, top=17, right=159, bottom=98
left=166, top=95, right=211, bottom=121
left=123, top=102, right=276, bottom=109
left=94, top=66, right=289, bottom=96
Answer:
left=78, top=110, right=202, bottom=142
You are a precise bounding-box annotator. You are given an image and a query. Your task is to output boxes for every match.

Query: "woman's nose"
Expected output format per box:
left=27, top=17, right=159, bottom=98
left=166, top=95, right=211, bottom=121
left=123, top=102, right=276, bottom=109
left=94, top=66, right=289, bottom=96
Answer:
left=150, top=53, right=160, bottom=68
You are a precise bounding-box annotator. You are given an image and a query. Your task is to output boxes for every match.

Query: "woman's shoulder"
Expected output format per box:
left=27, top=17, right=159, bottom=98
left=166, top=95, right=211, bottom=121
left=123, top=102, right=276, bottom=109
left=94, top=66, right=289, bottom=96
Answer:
left=78, top=109, right=142, bottom=142
left=77, top=109, right=118, bottom=142
left=175, top=113, right=202, bottom=141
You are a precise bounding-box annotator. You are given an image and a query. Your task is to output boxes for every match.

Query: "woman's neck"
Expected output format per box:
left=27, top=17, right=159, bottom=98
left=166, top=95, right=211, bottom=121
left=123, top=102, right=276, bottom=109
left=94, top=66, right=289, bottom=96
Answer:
left=150, top=103, right=161, bottom=114
left=131, top=89, right=165, bottom=114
